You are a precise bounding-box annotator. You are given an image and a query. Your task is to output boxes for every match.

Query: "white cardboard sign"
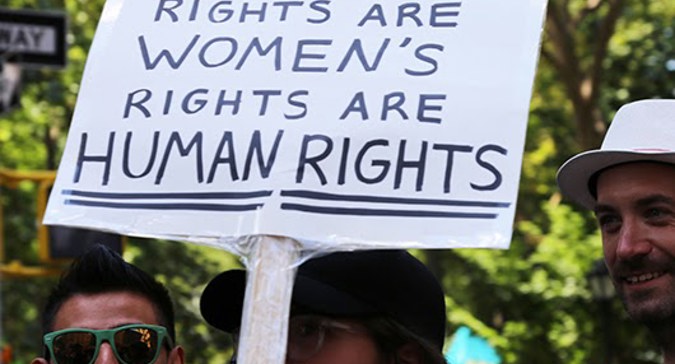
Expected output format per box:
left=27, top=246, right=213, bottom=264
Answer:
left=44, top=0, right=547, bottom=250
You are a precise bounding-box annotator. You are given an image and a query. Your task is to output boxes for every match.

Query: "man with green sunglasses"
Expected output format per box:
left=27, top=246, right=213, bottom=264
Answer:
left=31, top=245, right=184, bottom=364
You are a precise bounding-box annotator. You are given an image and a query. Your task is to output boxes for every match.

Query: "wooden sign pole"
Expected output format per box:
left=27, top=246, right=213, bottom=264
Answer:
left=236, top=235, right=301, bottom=364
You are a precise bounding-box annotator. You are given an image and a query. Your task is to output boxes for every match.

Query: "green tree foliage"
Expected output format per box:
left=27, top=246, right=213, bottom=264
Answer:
left=427, top=1, right=673, bottom=363
left=1, top=0, right=674, bottom=363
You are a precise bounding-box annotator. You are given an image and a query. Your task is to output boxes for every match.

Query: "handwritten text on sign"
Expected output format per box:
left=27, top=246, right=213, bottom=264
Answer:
left=44, top=0, right=547, bottom=250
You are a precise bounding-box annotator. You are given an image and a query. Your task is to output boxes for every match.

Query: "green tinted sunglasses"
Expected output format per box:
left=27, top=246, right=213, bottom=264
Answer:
left=43, top=324, right=174, bottom=364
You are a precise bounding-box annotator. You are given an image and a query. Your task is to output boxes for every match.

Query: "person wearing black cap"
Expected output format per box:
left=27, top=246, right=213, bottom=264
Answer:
left=557, top=99, right=675, bottom=362
left=201, top=249, right=447, bottom=364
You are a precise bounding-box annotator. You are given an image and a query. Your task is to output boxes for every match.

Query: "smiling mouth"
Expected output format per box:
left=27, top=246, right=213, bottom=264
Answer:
left=624, top=271, right=665, bottom=284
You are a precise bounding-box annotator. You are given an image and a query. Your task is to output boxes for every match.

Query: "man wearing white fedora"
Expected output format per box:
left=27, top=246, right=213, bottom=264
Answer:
left=557, top=99, right=675, bottom=362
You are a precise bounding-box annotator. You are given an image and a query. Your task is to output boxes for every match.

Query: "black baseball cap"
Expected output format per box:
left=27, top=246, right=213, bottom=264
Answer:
left=200, top=250, right=447, bottom=350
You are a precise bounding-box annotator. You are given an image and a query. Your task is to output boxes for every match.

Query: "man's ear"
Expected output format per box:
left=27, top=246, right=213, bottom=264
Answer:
left=30, top=358, right=49, bottom=364
left=395, top=342, right=424, bottom=364
left=168, top=345, right=185, bottom=364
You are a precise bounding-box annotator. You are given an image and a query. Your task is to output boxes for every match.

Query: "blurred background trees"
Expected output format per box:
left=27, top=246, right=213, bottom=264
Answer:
left=1, top=0, right=674, bottom=363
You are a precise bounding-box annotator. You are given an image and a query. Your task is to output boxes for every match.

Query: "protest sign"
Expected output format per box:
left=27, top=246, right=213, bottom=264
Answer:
left=44, top=0, right=547, bottom=251
left=43, top=1, right=548, bottom=363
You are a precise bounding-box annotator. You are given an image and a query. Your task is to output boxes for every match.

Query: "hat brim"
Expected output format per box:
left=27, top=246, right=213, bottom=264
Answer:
left=557, top=150, right=675, bottom=209
left=200, top=269, right=375, bottom=333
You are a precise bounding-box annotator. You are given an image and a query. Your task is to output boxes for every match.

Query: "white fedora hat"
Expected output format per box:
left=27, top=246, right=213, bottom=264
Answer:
left=557, top=99, right=675, bottom=209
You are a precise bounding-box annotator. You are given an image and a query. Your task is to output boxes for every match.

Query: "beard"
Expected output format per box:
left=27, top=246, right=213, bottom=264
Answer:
left=618, top=280, right=675, bottom=327
left=610, top=255, right=675, bottom=326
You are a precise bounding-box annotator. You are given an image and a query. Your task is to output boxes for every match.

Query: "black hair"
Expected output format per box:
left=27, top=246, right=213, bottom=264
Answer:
left=40, top=244, right=177, bottom=342
left=227, top=312, right=447, bottom=364
left=363, top=316, right=447, bottom=364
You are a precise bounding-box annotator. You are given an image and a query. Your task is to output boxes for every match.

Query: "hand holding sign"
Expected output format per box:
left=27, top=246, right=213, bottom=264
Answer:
left=44, top=0, right=547, bottom=363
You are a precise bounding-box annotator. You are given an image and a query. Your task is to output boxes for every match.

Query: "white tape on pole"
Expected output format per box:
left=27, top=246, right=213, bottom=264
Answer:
left=237, top=236, right=300, bottom=364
